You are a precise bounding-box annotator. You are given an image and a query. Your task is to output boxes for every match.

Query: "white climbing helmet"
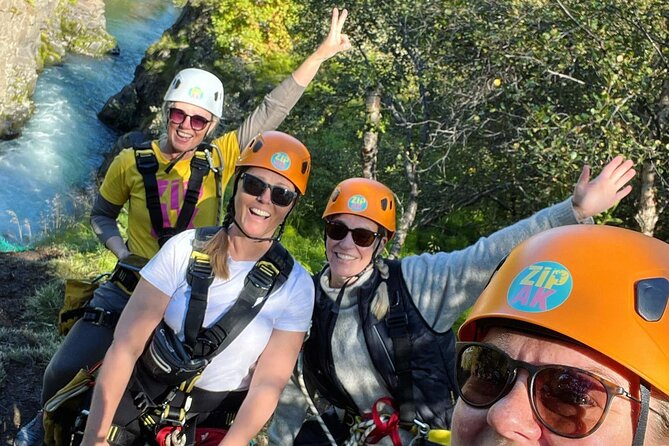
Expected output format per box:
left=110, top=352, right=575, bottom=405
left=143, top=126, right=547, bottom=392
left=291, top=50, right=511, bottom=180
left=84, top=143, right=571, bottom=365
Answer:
left=163, top=68, right=224, bottom=118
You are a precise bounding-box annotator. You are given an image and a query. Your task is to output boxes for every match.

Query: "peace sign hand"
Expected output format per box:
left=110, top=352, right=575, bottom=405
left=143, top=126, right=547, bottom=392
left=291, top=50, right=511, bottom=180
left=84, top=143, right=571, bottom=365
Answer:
left=311, top=8, right=352, bottom=63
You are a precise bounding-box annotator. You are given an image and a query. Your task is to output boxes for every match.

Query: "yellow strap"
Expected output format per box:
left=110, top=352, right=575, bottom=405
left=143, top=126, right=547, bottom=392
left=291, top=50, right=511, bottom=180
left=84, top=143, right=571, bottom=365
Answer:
left=427, top=429, right=451, bottom=445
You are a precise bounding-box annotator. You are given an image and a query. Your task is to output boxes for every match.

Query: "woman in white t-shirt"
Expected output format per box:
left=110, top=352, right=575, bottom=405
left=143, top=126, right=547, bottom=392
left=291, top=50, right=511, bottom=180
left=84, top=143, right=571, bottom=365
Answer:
left=81, top=131, right=315, bottom=446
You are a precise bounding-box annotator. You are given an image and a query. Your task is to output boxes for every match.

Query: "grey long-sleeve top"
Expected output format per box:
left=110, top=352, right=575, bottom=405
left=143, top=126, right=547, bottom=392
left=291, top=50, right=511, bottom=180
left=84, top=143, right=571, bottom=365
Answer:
left=269, top=198, right=587, bottom=445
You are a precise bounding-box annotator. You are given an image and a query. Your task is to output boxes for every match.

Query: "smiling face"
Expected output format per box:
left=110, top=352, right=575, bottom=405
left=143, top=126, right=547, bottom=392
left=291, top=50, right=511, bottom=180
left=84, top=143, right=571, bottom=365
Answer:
left=233, top=167, right=295, bottom=239
left=325, top=213, right=387, bottom=288
left=165, top=101, right=213, bottom=154
left=451, top=328, right=643, bottom=446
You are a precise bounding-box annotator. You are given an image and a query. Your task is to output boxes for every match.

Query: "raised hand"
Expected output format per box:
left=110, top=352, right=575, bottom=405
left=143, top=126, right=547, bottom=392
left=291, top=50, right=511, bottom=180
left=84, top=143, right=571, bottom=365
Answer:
left=311, top=7, right=352, bottom=63
left=571, top=155, right=636, bottom=220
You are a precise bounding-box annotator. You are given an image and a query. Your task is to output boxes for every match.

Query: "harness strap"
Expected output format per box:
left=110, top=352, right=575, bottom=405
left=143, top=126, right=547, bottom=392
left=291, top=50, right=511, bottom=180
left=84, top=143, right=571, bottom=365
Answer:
left=385, top=280, right=415, bottom=424
left=181, top=226, right=294, bottom=357
left=59, top=306, right=119, bottom=328
left=134, top=144, right=218, bottom=247
left=174, top=150, right=210, bottom=233
left=107, top=424, right=139, bottom=446
left=134, top=147, right=163, bottom=239
left=183, top=227, right=221, bottom=349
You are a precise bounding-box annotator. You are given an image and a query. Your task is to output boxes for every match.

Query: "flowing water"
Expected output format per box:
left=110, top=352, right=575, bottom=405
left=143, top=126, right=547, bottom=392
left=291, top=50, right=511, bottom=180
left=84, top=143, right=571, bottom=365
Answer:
left=0, top=0, right=179, bottom=251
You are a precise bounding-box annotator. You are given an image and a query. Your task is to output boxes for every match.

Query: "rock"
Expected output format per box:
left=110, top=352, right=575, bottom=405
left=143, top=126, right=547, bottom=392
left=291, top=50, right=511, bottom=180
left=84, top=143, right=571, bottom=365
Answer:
left=98, top=2, right=222, bottom=133
left=0, top=0, right=117, bottom=139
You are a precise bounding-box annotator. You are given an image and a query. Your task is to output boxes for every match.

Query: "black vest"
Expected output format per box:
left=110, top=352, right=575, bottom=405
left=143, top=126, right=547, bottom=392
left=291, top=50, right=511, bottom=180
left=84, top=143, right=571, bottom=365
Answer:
left=303, top=260, right=457, bottom=430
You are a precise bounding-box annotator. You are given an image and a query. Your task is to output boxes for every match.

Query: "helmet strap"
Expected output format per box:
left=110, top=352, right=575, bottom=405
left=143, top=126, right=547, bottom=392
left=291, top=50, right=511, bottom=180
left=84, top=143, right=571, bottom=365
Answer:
left=164, top=148, right=193, bottom=174
left=632, top=383, right=651, bottom=446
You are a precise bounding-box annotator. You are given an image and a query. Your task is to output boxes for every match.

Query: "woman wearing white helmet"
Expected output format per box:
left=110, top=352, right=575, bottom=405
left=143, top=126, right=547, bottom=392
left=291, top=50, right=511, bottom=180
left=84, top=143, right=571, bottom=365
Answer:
left=14, top=8, right=351, bottom=446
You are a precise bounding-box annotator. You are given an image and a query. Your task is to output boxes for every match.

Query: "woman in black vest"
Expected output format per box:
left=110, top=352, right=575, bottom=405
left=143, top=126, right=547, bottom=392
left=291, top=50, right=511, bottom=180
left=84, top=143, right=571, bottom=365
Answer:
left=269, top=155, right=636, bottom=445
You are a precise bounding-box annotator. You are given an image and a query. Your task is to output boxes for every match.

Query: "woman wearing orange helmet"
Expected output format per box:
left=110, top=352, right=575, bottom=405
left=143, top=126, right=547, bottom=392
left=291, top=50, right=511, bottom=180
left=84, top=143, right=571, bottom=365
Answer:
left=270, top=156, right=637, bottom=445
left=80, top=131, right=314, bottom=446
left=452, top=225, right=669, bottom=445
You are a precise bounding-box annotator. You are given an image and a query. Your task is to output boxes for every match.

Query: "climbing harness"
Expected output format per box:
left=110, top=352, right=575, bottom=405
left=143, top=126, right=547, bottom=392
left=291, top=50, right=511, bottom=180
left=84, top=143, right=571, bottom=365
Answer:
left=134, top=142, right=223, bottom=247
left=117, top=226, right=293, bottom=445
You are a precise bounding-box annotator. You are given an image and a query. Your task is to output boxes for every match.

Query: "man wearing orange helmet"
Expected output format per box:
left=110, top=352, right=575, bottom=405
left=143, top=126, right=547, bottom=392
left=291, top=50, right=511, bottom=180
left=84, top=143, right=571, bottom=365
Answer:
left=269, top=156, right=637, bottom=445
left=81, top=131, right=315, bottom=446
left=452, top=225, right=669, bottom=445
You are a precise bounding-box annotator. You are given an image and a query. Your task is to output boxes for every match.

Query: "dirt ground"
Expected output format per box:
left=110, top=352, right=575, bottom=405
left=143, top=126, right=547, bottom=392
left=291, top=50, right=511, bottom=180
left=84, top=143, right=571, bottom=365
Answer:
left=0, top=249, right=273, bottom=446
left=0, top=248, right=61, bottom=446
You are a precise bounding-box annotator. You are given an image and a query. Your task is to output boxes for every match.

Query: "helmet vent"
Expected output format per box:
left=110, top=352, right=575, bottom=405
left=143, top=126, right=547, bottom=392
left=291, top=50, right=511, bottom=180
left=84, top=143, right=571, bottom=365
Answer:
left=331, top=189, right=341, bottom=202
left=174, top=79, right=181, bottom=89
left=301, top=161, right=309, bottom=174
left=635, top=278, right=669, bottom=322
left=381, top=198, right=388, bottom=211
left=252, top=139, right=263, bottom=152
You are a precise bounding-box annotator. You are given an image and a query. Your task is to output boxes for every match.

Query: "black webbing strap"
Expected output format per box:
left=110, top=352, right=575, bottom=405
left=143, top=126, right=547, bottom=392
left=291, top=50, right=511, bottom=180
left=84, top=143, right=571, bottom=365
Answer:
left=183, top=230, right=294, bottom=359
left=183, top=227, right=221, bottom=349
left=134, top=145, right=213, bottom=246
left=385, top=287, right=415, bottom=424
left=174, top=150, right=210, bottom=233
left=134, top=146, right=162, bottom=239
left=59, top=306, right=119, bottom=328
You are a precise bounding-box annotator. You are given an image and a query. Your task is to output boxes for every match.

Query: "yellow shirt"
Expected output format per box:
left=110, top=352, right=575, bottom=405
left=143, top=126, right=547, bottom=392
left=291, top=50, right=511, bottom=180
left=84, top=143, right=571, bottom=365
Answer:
left=99, top=132, right=239, bottom=259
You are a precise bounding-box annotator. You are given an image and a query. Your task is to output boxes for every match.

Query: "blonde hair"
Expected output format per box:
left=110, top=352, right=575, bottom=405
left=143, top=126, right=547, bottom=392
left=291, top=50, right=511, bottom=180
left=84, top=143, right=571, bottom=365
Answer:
left=204, top=228, right=231, bottom=279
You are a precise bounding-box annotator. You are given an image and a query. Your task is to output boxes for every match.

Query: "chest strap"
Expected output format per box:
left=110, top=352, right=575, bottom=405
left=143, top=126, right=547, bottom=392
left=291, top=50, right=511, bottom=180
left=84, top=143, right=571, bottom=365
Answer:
left=134, top=143, right=215, bottom=247
left=183, top=226, right=294, bottom=359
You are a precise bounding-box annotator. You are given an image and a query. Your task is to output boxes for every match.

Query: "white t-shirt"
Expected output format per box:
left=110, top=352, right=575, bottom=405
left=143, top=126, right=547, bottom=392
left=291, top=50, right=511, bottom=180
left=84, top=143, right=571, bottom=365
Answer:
left=140, top=229, right=314, bottom=391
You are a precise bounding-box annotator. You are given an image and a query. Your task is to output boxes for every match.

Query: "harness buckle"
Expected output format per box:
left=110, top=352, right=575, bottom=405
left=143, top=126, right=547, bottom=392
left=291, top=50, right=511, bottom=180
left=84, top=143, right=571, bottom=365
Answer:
left=385, top=312, right=408, bottom=331
left=246, top=260, right=279, bottom=291
left=135, top=151, right=159, bottom=173
left=82, top=307, right=119, bottom=327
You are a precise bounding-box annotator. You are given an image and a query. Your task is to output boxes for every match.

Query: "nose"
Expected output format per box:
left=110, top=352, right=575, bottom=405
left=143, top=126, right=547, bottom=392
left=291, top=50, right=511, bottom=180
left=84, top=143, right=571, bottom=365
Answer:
left=178, top=115, right=193, bottom=129
left=337, top=230, right=357, bottom=248
left=486, top=371, right=542, bottom=442
left=256, top=185, right=272, bottom=204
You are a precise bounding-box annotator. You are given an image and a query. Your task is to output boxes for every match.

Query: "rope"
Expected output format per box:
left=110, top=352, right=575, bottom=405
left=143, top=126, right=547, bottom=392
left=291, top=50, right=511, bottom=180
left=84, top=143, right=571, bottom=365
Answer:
left=296, top=354, right=339, bottom=446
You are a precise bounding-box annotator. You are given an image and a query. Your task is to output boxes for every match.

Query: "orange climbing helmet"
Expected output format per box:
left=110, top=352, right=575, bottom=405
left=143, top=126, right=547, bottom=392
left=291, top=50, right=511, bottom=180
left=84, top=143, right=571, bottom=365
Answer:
left=459, top=224, right=669, bottom=396
left=237, top=131, right=311, bottom=195
left=322, top=178, right=396, bottom=238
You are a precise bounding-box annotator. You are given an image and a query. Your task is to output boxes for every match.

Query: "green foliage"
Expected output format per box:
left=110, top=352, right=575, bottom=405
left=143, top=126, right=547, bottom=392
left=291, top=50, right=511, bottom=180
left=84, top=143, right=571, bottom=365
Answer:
left=288, top=0, right=669, bottom=243
left=281, top=224, right=326, bottom=274
left=24, top=281, right=63, bottom=329
left=210, top=0, right=298, bottom=59
left=0, top=327, right=60, bottom=367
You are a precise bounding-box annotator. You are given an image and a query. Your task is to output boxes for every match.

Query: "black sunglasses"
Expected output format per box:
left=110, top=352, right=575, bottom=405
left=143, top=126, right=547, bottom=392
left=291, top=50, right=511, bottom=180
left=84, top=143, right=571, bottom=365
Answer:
left=168, top=107, right=211, bottom=131
left=240, top=172, right=298, bottom=207
left=324, top=220, right=381, bottom=248
left=455, top=342, right=653, bottom=438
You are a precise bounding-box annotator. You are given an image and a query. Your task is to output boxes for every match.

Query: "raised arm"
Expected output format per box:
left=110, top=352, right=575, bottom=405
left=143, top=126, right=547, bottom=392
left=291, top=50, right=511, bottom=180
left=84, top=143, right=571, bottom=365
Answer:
left=403, top=156, right=636, bottom=332
left=292, top=7, right=351, bottom=87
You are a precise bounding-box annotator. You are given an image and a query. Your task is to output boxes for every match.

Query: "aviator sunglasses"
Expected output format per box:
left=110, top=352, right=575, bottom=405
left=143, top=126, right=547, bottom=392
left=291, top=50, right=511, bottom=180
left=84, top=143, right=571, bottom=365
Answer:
left=324, top=220, right=381, bottom=248
left=168, top=107, right=211, bottom=131
left=455, top=342, right=656, bottom=438
left=240, top=172, right=298, bottom=207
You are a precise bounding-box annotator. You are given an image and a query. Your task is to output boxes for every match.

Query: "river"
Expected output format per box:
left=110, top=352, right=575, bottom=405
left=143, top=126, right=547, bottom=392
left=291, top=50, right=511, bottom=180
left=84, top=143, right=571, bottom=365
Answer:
left=0, top=0, right=179, bottom=251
